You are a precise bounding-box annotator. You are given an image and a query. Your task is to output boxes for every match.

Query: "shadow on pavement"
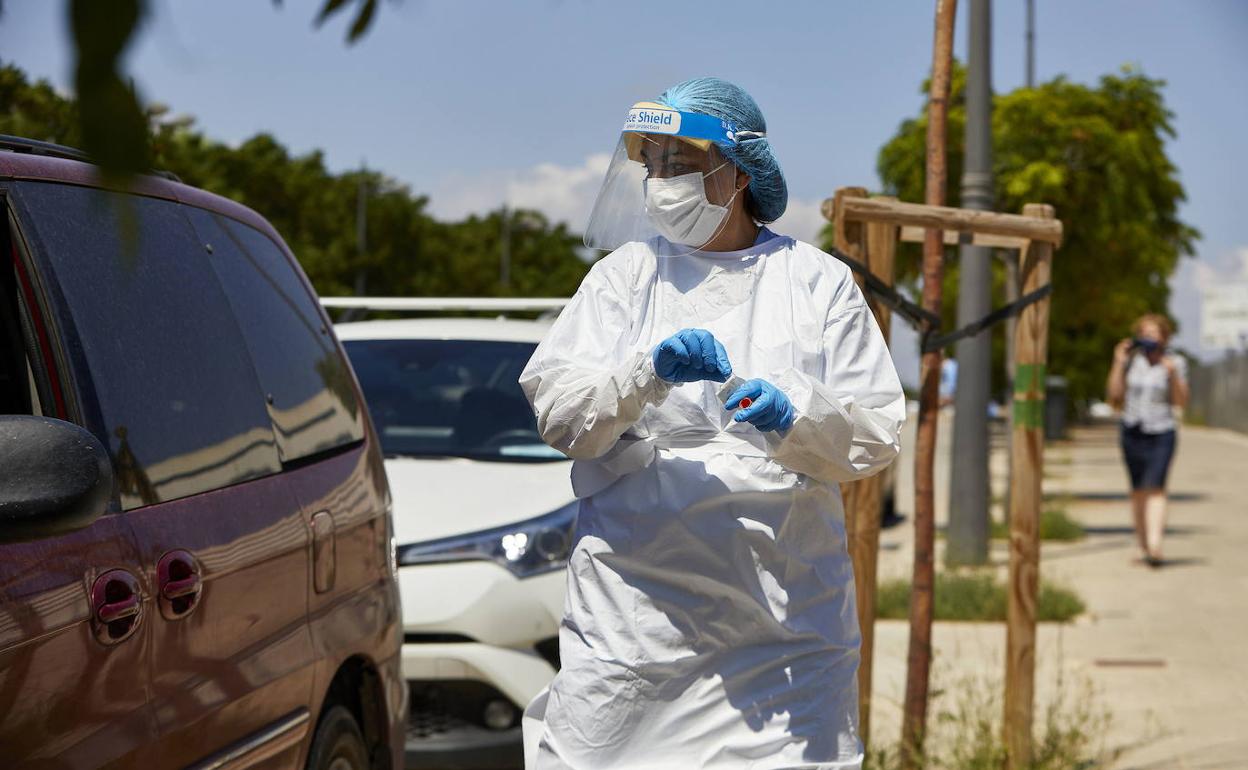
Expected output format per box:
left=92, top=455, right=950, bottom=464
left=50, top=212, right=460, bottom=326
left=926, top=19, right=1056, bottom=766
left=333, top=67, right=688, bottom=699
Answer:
left=1080, top=525, right=1212, bottom=537
left=1040, top=537, right=1136, bottom=561
left=1061, top=491, right=1208, bottom=503
left=1149, top=556, right=1208, bottom=569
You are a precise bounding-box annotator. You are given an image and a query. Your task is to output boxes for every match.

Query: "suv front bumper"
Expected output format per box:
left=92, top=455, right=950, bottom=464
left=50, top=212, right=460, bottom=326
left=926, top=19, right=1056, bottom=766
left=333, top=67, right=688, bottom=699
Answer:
left=405, top=697, right=522, bottom=770
left=399, top=561, right=563, bottom=769
left=402, top=641, right=556, bottom=710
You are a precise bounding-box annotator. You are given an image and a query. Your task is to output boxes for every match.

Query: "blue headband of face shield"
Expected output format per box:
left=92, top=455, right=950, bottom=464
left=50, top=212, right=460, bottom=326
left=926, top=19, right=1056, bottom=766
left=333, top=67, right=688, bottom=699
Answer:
left=621, top=105, right=765, bottom=144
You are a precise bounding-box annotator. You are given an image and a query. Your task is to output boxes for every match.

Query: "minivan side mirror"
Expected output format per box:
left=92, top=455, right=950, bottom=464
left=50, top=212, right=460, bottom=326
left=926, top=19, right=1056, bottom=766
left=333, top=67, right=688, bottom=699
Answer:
left=0, top=415, right=114, bottom=543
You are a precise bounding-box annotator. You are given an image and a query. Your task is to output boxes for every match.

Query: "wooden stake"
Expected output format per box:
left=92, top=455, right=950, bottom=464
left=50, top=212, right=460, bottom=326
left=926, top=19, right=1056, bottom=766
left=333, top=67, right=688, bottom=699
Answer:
left=1004, top=204, right=1054, bottom=768
left=832, top=189, right=869, bottom=563
left=838, top=197, right=1063, bottom=245
left=833, top=186, right=883, bottom=749
left=898, top=225, right=1030, bottom=251
left=832, top=189, right=868, bottom=671
left=863, top=198, right=899, bottom=349
left=854, top=199, right=898, bottom=750
left=832, top=187, right=870, bottom=271
left=902, top=1, right=957, bottom=765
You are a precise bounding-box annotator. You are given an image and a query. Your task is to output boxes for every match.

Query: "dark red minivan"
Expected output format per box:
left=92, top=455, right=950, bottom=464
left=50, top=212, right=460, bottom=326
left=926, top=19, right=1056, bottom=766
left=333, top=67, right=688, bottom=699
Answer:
left=0, top=136, right=406, bottom=769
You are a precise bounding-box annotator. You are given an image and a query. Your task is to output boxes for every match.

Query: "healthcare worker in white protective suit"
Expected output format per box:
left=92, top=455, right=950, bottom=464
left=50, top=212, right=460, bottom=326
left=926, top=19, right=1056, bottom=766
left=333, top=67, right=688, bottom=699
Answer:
left=519, top=77, right=905, bottom=770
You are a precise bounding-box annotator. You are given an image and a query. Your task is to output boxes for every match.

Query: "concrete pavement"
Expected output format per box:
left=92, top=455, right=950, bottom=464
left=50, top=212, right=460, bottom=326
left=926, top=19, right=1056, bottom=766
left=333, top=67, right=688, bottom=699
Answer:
left=868, top=417, right=1248, bottom=767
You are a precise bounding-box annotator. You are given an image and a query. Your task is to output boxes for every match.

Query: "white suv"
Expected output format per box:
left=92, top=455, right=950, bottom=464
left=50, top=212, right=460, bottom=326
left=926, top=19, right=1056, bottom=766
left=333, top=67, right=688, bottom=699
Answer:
left=336, top=316, right=571, bottom=769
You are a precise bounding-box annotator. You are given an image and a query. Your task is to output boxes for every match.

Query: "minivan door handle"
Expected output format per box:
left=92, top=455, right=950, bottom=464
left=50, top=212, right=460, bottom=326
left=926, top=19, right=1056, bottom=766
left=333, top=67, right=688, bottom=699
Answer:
left=163, top=574, right=201, bottom=599
left=157, top=550, right=203, bottom=619
left=98, top=594, right=139, bottom=624
left=311, top=511, right=336, bottom=594
left=91, top=569, right=143, bottom=644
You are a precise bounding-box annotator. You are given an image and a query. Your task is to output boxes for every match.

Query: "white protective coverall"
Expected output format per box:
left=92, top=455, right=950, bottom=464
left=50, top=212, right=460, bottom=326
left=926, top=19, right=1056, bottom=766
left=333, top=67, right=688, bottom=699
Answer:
left=519, top=230, right=905, bottom=769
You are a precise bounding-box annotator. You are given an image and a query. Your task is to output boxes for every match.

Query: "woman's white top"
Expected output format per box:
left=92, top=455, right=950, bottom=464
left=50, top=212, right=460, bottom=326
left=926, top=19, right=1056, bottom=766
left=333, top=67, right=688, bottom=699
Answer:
left=1122, top=352, right=1186, bottom=434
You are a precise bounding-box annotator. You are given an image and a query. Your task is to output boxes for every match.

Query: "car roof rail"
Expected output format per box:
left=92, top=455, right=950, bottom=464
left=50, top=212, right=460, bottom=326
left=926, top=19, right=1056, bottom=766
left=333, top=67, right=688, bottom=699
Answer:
left=321, top=297, right=570, bottom=314
left=0, top=134, right=182, bottom=183
left=0, top=135, right=89, bottom=162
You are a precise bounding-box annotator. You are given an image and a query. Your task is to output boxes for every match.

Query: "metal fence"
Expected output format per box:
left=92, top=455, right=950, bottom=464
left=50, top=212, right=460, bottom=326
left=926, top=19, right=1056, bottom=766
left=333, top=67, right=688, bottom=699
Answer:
left=1188, top=350, right=1248, bottom=434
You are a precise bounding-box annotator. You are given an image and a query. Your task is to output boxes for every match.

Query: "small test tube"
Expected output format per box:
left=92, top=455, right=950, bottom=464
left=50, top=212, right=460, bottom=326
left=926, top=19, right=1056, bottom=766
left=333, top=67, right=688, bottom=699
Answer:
left=716, top=375, right=753, bottom=409
left=717, top=375, right=746, bottom=405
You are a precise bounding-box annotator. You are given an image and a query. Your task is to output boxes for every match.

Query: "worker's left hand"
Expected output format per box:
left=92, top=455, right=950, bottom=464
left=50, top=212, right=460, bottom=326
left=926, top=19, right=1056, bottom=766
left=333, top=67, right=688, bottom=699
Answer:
left=725, top=379, right=794, bottom=432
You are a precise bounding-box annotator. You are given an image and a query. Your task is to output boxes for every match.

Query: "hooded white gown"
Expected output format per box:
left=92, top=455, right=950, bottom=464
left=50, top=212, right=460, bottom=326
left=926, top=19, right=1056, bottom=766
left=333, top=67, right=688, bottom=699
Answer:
left=518, top=230, right=905, bottom=770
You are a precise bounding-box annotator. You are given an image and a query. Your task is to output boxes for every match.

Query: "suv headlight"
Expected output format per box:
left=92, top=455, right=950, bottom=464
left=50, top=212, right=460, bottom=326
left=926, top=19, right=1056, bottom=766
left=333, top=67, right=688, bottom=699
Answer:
left=397, top=502, right=578, bottom=578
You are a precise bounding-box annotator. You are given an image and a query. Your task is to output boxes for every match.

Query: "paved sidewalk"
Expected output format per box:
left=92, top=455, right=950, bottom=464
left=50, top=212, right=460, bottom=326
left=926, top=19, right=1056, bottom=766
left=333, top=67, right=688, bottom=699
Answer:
left=869, top=419, right=1248, bottom=768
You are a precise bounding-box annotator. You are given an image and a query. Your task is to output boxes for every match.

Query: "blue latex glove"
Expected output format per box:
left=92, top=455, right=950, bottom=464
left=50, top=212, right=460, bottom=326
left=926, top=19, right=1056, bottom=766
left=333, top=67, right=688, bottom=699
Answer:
left=652, top=329, right=733, bottom=383
left=725, top=379, right=794, bottom=432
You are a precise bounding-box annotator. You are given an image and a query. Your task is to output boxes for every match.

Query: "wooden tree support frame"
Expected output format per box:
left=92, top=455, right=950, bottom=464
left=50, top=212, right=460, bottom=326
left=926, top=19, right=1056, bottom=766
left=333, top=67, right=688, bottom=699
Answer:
left=826, top=188, right=1061, bottom=767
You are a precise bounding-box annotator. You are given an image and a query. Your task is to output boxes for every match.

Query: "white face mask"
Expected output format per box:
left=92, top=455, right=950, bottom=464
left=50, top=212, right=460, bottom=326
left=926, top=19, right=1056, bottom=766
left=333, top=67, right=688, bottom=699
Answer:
left=643, top=162, right=739, bottom=248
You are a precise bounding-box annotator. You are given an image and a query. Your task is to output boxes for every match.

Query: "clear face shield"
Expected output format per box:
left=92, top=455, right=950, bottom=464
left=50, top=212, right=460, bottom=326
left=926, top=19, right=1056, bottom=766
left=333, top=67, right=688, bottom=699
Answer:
left=584, top=102, right=750, bottom=255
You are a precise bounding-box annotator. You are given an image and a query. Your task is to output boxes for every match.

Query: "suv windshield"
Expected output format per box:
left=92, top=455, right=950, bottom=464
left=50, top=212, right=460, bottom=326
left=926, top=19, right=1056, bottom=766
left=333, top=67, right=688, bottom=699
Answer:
left=343, top=338, right=565, bottom=462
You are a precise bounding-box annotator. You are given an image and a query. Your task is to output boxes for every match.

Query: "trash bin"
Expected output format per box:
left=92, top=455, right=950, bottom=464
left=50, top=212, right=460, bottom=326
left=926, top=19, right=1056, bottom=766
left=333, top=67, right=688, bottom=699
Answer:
left=1045, top=375, right=1068, bottom=440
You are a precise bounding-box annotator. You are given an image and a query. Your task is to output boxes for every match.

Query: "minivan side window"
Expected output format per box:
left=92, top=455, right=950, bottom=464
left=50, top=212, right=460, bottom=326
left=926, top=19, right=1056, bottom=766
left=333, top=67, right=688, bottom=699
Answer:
left=1, top=222, right=32, bottom=416
left=11, top=182, right=281, bottom=509
left=184, top=208, right=363, bottom=464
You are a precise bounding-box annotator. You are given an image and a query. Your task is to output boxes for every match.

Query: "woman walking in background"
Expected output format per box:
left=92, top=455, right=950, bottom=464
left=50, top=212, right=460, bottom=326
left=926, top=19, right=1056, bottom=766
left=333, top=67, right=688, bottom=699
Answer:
left=1106, top=314, right=1189, bottom=567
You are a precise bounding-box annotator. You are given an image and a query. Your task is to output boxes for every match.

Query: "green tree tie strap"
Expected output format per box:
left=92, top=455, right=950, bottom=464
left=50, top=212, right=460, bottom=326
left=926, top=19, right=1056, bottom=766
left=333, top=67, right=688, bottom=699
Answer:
left=1013, top=398, right=1045, bottom=430
left=1014, top=363, right=1047, bottom=396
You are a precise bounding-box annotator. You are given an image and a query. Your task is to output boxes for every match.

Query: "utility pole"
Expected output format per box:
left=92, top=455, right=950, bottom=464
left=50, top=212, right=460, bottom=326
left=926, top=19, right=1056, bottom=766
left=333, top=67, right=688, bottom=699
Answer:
left=356, top=159, right=368, bottom=296
left=948, top=0, right=993, bottom=566
left=1026, top=0, right=1035, bottom=88
left=500, top=204, right=511, bottom=290
left=1004, top=0, right=1033, bottom=523
left=337, top=160, right=370, bottom=323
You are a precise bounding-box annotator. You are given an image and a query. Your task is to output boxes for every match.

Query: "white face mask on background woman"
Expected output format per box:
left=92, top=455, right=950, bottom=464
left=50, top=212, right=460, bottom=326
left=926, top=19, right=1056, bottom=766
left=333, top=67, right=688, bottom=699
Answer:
left=643, top=162, right=739, bottom=247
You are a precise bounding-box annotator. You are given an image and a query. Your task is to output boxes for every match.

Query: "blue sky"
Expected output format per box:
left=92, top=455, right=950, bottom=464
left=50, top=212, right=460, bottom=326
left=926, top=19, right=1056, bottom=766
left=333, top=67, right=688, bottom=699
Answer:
left=2, top=0, right=1245, bottom=381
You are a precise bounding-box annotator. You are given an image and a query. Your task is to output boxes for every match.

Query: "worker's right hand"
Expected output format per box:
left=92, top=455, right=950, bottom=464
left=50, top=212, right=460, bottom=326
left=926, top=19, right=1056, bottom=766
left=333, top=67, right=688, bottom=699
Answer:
left=1113, top=338, right=1133, bottom=365
left=652, top=329, right=733, bottom=383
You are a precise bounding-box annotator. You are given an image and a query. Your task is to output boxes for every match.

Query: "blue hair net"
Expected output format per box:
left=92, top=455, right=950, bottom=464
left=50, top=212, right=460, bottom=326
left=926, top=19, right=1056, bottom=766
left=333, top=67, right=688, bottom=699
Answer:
left=657, top=77, right=788, bottom=224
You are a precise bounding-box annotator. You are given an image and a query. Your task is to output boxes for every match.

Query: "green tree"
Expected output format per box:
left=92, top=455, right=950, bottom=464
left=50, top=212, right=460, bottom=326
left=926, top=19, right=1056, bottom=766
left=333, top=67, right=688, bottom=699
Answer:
left=0, top=65, right=81, bottom=144
left=874, top=62, right=1197, bottom=404
left=0, top=63, right=590, bottom=302
left=0, top=0, right=384, bottom=183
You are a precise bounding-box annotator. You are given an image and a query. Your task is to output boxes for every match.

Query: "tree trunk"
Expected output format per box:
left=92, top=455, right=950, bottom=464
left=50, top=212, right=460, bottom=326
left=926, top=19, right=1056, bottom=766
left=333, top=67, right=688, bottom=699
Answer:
left=901, top=0, right=958, bottom=765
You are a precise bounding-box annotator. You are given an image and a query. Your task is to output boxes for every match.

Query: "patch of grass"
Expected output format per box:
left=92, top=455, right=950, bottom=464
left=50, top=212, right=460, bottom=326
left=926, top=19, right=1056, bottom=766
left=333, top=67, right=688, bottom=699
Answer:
left=990, top=507, right=1085, bottom=542
left=876, top=571, right=1085, bottom=623
left=1036, top=581, right=1087, bottom=622
left=864, top=671, right=1119, bottom=769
